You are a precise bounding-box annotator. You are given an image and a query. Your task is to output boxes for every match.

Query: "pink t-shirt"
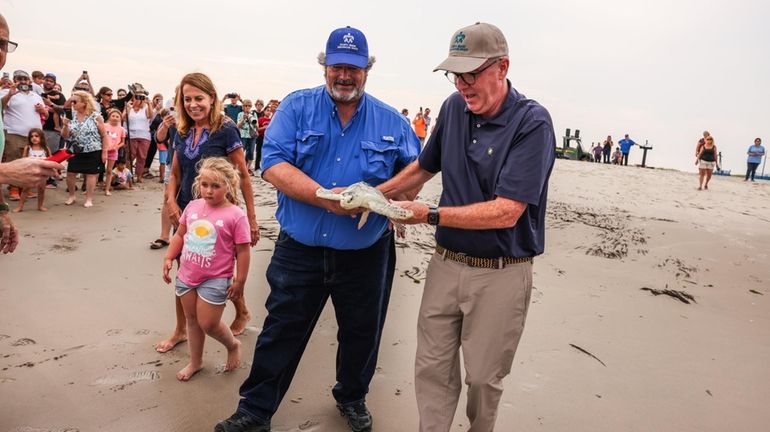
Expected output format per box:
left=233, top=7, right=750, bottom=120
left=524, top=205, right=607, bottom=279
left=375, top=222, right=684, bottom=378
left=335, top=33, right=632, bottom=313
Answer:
left=177, top=199, right=251, bottom=286
left=104, top=123, right=126, bottom=151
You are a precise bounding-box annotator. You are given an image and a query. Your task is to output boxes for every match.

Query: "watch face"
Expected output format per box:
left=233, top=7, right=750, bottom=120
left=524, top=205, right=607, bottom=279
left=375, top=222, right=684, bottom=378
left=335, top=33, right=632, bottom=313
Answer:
left=0, top=202, right=10, bottom=213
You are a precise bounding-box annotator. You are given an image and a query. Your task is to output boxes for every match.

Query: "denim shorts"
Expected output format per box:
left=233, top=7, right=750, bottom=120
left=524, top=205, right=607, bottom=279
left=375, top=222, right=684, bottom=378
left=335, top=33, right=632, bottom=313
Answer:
left=158, top=150, right=168, bottom=165
left=175, top=277, right=231, bottom=305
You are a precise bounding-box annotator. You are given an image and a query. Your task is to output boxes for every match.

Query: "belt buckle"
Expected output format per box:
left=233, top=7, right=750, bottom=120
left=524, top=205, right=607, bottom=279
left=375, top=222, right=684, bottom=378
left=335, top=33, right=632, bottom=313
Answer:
left=455, top=252, right=467, bottom=265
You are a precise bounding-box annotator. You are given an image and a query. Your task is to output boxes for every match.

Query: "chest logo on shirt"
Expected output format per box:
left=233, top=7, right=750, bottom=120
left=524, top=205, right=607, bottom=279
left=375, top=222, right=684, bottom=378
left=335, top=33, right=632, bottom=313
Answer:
left=382, top=136, right=394, bottom=142
left=185, top=219, right=217, bottom=257
left=487, top=147, right=494, bottom=156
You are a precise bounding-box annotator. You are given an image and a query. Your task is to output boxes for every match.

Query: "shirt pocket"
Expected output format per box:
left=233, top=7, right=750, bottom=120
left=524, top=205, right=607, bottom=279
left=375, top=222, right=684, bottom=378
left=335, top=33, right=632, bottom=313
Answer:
left=360, top=140, right=398, bottom=184
left=295, top=130, right=324, bottom=168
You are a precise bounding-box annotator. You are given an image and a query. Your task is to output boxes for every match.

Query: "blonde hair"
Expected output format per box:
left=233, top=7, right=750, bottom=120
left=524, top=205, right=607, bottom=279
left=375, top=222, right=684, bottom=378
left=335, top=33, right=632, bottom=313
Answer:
left=106, top=108, right=122, bottom=119
left=192, top=157, right=241, bottom=205
left=175, top=72, right=224, bottom=137
left=72, top=91, right=98, bottom=116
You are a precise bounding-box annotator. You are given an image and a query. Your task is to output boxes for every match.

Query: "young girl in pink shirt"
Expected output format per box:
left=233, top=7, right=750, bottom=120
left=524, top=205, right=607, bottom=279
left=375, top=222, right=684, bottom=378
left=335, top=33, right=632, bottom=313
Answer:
left=103, top=109, right=126, bottom=196
left=162, top=157, right=251, bottom=381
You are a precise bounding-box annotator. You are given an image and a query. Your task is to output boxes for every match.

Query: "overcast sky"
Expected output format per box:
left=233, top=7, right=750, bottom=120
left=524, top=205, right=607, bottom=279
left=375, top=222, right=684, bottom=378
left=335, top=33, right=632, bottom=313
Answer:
left=3, top=0, right=769, bottom=174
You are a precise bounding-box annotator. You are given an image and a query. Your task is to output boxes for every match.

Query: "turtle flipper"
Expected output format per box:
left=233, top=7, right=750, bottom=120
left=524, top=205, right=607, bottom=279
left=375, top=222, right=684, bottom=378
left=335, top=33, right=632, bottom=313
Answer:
left=357, top=211, right=371, bottom=229
left=315, top=187, right=344, bottom=201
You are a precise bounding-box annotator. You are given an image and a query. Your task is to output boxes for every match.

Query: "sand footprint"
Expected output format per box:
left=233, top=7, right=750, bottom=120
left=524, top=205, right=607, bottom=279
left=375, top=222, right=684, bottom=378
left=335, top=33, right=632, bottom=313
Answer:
left=11, top=338, right=36, bottom=347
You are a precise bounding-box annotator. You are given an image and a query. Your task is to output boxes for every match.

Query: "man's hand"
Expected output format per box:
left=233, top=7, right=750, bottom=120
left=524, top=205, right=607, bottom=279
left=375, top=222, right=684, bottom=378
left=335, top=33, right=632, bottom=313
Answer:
left=0, top=158, right=64, bottom=188
left=0, top=213, right=20, bottom=254
left=390, top=201, right=430, bottom=225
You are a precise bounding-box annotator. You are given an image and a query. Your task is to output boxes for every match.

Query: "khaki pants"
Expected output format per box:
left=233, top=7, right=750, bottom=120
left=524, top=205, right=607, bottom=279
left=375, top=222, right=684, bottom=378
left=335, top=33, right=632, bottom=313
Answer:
left=415, top=253, right=533, bottom=432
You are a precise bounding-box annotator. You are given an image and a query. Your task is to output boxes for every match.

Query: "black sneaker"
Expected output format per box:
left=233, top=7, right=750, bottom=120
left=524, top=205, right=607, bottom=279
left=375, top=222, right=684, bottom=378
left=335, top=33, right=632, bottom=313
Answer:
left=214, top=411, right=271, bottom=432
left=337, top=402, right=373, bottom=432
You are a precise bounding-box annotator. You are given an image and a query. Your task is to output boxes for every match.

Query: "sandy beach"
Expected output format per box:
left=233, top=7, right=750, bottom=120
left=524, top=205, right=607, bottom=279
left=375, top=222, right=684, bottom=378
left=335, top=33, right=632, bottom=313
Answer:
left=1, top=159, right=769, bottom=432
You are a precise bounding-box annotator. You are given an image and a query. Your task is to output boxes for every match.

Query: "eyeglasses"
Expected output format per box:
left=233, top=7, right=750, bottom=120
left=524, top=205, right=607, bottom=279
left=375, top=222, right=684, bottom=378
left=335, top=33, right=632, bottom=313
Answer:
left=445, top=59, right=500, bottom=86
left=104, top=93, right=113, bottom=96
left=0, top=39, right=18, bottom=53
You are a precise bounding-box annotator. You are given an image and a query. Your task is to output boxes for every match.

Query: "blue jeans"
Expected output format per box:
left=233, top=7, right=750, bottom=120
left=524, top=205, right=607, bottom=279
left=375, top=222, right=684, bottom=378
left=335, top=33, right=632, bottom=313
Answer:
left=237, top=230, right=396, bottom=421
left=241, top=137, right=256, bottom=163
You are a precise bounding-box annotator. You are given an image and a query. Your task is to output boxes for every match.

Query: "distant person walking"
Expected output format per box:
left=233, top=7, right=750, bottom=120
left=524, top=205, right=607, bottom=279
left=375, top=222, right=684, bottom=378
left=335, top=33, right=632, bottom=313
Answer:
left=745, top=137, right=765, bottom=182
left=695, top=135, right=717, bottom=190
left=602, top=135, right=613, bottom=163
left=618, top=134, right=636, bottom=166
left=695, top=130, right=710, bottom=157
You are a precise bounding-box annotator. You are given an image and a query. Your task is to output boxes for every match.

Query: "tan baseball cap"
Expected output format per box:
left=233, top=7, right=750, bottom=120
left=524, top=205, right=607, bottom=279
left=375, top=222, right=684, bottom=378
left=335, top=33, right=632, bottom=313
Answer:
left=433, top=22, right=508, bottom=73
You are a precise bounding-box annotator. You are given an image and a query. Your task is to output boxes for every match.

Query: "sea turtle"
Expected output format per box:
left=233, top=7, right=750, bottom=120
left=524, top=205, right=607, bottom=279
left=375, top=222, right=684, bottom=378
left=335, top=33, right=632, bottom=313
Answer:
left=316, top=182, right=414, bottom=229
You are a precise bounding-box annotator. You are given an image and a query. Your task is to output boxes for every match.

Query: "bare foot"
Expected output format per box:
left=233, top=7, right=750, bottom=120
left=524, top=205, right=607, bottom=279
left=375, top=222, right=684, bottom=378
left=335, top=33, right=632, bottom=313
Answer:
left=12, top=207, right=23, bottom=213
left=176, top=362, right=203, bottom=381
left=225, top=339, right=242, bottom=372
left=105, top=191, right=112, bottom=196
left=38, top=206, right=48, bottom=212
left=64, top=197, right=76, bottom=205
left=83, top=201, right=93, bottom=208
left=230, top=311, right=252, bottom=336
left=697, top=187, right=702, bottom=190
left=155, top=333, right=188, bottom=353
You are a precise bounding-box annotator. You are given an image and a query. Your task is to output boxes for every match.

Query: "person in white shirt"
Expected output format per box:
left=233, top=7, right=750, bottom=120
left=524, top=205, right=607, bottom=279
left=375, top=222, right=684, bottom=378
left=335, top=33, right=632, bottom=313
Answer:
left=0, top=69, right=47, bottom=200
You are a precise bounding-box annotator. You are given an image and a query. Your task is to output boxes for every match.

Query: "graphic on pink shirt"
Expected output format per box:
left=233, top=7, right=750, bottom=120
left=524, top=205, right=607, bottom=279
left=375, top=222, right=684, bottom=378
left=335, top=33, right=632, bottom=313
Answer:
left=177, top=199, right=250, bottom=286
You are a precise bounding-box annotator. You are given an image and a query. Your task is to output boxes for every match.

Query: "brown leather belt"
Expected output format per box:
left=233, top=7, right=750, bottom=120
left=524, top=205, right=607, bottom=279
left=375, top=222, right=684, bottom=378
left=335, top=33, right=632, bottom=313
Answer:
left=435, top=245, right=532, bottom=269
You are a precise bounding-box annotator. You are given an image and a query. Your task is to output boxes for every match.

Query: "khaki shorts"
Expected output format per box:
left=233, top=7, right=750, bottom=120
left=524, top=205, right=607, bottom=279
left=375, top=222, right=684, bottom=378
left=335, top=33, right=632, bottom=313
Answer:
left=2, top=133, right=27, bottom=163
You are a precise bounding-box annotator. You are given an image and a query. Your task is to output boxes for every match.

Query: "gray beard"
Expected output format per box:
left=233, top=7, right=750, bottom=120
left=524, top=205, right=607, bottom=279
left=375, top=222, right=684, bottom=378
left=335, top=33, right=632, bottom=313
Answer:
left=327, top=83, right=364, bottom=103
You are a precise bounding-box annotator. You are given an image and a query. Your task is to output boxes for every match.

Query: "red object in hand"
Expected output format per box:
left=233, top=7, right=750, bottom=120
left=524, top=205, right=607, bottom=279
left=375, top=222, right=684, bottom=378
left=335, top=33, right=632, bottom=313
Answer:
left=46, top=149, right=75, bottom=163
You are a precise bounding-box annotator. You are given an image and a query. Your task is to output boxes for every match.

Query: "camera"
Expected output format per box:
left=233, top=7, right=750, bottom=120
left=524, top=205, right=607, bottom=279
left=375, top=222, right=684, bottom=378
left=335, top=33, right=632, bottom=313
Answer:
left=226, top=93, right=237, bottom=99
left=17, top=84, right=31, bottom=92
left=82, top=70, right=88, bottom=75
left=251, top=119, right=258, bottom=126
left=136, top=94, right=146, bottom=101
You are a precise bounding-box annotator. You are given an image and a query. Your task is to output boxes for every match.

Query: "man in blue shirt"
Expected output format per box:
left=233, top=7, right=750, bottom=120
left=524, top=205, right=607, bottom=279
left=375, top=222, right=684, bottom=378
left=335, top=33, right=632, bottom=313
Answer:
left=216, top=26, right=420, bottom=432
left=380, top=22, right=555, bottom=432
left=618, top=133, right=636, bottom=166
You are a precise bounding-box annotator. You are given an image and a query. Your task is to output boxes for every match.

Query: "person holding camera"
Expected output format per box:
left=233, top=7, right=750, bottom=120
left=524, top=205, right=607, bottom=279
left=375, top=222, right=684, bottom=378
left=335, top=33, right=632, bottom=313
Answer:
left=123, top=90, right=155, bottom=181
left=71, top=71, right=94, bottom=96
left=236, top=99, right=258, bottom=175
left=223, top=93, right=242, bottom=123
left=1, top=69, right=48, bottom=201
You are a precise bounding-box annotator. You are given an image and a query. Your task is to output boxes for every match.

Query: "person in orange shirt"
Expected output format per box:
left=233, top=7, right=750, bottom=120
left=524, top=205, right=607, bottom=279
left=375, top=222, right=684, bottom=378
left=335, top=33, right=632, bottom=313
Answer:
left=412, top=110, right=427, bottom=146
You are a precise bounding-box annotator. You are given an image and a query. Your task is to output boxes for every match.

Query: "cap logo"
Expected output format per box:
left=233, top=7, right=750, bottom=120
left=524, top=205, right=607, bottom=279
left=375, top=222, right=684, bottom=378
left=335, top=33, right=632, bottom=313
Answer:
left=450, top=31, right=468, bottom=52
left=336, top=32, right=359, bottom=52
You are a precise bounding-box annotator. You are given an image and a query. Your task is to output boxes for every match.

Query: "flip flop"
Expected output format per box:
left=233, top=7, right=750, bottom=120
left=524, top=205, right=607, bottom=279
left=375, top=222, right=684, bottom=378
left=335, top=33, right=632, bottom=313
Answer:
left=150, top=239, right=169, bottom=249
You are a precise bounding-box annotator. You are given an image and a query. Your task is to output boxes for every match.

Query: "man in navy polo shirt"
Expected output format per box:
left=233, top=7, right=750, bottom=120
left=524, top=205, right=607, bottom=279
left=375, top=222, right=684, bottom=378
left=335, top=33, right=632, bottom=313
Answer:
left=215, top=26, right=420, bottom=432
left=380, top=22, right=555, bottom=432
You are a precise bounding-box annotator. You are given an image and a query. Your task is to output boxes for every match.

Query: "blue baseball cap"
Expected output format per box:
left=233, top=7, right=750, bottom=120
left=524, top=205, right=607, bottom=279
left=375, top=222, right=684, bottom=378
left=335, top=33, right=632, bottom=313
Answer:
left=325, top=26, right=368, bottom=68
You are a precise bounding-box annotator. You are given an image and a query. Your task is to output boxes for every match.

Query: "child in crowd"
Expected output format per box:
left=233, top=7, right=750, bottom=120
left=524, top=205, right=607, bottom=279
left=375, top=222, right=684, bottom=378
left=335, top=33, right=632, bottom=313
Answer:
left=103, top=108, right=127, bottom=196
left=14, top=128, right=51, bottom=212
left=162, top=157, right=250, bottom=381
left=112, top=159, right=134, bottom=190
left=156, top=108, right=171, bottom=183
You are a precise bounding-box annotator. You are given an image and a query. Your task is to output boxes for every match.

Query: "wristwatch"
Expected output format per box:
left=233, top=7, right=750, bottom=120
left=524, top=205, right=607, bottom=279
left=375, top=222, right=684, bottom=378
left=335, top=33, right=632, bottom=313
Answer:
left=0, top=202, right=9, bottom=214
left=427, top=206, right=440, bottom=226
